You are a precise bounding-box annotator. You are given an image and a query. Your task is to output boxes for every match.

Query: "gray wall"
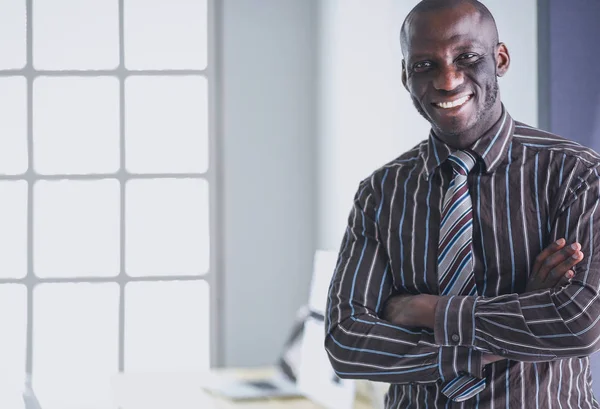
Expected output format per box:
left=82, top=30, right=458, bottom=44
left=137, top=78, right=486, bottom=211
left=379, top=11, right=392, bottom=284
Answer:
left=220, top=0, right=317, bottom=367
left=541, top=0, right=600, bottom=396
left=547, top=0, right=600, bottom=151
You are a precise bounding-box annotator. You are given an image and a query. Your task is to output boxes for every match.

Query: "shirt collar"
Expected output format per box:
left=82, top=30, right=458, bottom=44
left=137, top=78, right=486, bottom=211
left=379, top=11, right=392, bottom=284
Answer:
left=422, top=106, right=515, bottom=180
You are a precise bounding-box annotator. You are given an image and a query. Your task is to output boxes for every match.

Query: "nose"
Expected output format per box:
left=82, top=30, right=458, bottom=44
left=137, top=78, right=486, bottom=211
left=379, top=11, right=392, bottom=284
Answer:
left=433, top=65, right=464, bottom=92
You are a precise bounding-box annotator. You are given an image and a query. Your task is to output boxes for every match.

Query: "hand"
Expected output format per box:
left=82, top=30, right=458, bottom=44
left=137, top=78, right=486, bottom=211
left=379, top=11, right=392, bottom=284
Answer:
left=482, top=238, right=585, bottom=367
left=525, top=238, right=584, bottom=292
left=382, top=294, right=413, bottom=326
left=382, top=294, right=438, bottom=329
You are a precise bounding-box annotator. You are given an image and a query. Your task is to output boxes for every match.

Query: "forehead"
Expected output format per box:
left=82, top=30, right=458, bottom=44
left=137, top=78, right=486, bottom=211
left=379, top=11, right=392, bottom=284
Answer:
left=404, top=8, right=492, bottom=58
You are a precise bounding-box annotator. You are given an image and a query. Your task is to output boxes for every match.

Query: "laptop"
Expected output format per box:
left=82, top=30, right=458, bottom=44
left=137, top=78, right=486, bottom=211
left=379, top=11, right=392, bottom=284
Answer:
left=200, top=250, right=356, bottom=408
left=198, top=306, right=308, bottom=400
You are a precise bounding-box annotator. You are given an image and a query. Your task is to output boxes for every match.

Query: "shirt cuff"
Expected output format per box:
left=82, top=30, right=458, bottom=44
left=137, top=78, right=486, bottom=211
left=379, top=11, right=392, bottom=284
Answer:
left=434, top=295, right=477, bottom=347
left=438, top=346, right=484, bottom=382
left=441, top=374, right=487, bottom=402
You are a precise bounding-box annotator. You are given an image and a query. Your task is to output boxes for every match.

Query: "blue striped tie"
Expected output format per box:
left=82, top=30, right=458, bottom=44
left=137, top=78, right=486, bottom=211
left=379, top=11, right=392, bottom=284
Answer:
left=438, top=150, right=485, bottom=402
left=438, top=150, right=477, bottom=296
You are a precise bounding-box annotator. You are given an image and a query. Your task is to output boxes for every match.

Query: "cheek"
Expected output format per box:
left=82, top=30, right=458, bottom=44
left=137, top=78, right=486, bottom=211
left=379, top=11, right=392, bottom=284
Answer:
left=406, top=78, right=428, bottom=99
left=467, top=61, right=497, bottom=89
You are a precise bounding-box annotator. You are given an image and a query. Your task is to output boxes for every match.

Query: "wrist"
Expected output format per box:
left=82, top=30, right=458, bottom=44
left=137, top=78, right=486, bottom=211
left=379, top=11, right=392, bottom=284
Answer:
left=414, top=294, right=439, bottom=329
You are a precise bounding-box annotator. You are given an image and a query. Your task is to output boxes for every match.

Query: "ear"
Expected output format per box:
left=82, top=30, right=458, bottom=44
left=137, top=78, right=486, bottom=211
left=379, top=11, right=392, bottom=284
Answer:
left=402, top=60, right=409, bottom=91
left=496, top=43, right=510, bottom=77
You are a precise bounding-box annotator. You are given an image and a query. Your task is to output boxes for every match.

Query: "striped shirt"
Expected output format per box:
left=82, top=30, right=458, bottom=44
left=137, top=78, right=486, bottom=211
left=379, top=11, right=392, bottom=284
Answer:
left=324, top=107, right=600, bottom=408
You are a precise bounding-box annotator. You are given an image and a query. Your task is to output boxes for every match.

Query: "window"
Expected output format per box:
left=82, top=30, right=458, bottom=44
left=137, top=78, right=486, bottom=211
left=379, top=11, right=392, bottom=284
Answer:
left=0, top=0, right=217, bottom=408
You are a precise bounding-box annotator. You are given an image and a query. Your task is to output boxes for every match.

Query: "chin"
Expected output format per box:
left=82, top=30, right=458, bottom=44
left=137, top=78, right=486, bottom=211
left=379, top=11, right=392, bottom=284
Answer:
left=432, top=119, right=479, bottom=146
left=433, top=119, right=471, bottom=136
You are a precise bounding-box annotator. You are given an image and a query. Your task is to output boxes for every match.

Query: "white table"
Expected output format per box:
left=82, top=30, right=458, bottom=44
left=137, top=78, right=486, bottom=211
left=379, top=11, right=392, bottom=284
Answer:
left=113, top=368, right=376, bottom=409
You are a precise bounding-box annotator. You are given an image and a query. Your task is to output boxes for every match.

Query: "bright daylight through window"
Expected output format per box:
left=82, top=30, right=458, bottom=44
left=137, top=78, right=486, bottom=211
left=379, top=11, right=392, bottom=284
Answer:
left=0, top=1, right=215, bottom=408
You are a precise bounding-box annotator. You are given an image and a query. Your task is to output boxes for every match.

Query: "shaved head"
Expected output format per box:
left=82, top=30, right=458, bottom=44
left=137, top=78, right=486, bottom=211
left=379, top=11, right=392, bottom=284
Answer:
left=399, top=0, right=510, bottom=148
left=401, top=0, right=499, bottom=56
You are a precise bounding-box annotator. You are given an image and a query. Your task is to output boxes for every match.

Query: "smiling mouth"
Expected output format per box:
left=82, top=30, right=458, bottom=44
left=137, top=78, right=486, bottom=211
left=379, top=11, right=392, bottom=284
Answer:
left=433, top=94, right=473, bottom=109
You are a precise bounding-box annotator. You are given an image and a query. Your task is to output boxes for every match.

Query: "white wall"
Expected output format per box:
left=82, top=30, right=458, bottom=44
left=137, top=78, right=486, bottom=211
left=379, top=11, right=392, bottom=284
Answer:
left=220, top=0, right=317, bottom=366
left=317, top=0, right=539, bottom=250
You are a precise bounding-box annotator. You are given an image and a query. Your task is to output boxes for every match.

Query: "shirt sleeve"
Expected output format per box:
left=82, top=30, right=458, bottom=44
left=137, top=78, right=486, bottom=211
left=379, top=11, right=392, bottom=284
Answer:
left=434, top=159, right=600, bottom=361
left=325, top=179, right=483, bottom=384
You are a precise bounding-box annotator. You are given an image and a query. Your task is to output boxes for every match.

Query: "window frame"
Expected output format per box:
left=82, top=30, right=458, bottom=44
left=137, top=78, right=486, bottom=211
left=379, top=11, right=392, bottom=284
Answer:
left=0, top=0, right=222, bottom=384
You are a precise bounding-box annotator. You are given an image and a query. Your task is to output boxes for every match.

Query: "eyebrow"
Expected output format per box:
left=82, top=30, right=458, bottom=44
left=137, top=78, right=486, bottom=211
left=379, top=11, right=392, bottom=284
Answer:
left=407, top=43, right=488, bottom=62
left=453, top=43, right=487, bottom=53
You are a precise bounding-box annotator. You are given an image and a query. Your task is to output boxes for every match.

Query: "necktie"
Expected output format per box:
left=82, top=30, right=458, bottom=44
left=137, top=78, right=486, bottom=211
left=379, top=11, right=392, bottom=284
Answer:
left=438, top=150, right=485, bottom=402
left=438, top=150, right=477, bottom=296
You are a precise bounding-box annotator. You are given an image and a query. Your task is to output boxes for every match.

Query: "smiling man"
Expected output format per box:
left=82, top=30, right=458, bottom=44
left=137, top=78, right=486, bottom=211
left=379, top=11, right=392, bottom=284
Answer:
left=402, top=0, right=504, bottom=149
left=324, top=0, right=600, bottom=408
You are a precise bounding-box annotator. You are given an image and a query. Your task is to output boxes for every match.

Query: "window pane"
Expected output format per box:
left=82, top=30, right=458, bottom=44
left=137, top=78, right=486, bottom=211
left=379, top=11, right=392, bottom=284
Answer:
left=0, top=285, right=26, bottom=387
left=125, top=76, right=208, bottom=174
left=125, top=281, right=209, bottom=371
left=34, top=180, right=120, bottom=278
left=33, top=77, right=120, bottom=175
left=0, top=181, right=27, bottom=279
left=125, top=0, right=207, bottom=70
left=32, top=283, right=119, bottom=409
left=33, top=0, right=119, bottom=69
left=0, top=77, right=27, bottom=175
left=126, top=179, right=209, bottom=276
left=0, top=0, right=26, bottom=69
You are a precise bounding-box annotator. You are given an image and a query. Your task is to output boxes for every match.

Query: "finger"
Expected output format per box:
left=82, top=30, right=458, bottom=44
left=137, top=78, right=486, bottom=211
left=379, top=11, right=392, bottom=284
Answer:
left=545, top=250, right=583, bottom=286
left=555, top=270, right=575, bottom=288
left=536, top=243, right=580, bottom=283
left=545, top=251, right=584, bottom=286
left=532, top=238, right=566, bottom=275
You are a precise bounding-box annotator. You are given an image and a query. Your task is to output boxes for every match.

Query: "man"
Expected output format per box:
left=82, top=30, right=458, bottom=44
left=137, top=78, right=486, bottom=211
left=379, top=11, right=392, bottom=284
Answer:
left=324, top=0, right=600, bottom=408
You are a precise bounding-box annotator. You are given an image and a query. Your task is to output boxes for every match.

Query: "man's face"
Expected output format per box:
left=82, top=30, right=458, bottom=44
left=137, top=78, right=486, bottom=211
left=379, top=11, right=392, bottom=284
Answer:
left=401, top=6, right=508, bottom=147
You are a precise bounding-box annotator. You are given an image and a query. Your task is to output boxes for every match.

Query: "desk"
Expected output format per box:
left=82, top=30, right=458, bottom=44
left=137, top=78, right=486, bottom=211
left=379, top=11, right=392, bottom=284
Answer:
left=206, top=369, right=372, bottom=409
left=207, top=368, right=375, bottom=409
left=112, top=368, right=377, bottom=409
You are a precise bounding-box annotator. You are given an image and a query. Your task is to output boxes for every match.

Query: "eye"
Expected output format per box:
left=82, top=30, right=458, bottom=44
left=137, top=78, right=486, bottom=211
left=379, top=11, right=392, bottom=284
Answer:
left=413, top=61, right=433, bottom=72
left=458, top=53, right=479, bottom=62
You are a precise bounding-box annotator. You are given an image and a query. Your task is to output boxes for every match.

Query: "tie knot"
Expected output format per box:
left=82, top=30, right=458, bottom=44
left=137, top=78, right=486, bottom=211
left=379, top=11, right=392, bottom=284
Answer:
left=448, top=150, right=476, bottom=176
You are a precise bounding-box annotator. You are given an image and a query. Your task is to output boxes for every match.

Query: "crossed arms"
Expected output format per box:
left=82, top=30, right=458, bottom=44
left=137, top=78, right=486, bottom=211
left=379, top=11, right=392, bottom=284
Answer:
left=324, top=166, right=600, bottom=384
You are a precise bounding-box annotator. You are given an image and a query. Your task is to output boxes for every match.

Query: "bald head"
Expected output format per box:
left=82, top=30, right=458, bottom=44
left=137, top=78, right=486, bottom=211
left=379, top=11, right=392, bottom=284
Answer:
left=398, top=0, right=510, bottom=149
left=401, top=0, right=499, bottom=55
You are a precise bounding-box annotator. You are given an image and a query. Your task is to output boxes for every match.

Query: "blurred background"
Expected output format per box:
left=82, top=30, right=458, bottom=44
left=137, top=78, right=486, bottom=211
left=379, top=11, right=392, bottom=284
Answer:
left=0, top=0, right=599, bottom=408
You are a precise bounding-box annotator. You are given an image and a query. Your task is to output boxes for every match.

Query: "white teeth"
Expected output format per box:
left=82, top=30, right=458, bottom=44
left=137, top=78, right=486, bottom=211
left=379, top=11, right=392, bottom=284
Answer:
left=436, top=95, right=471, bottom=109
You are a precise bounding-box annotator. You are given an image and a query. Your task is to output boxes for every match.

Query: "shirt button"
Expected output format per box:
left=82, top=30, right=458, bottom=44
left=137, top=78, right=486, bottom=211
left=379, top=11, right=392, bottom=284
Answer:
left=452, top=334, right=460, bottom=343
left=501, top=349, right=508, bottom=356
